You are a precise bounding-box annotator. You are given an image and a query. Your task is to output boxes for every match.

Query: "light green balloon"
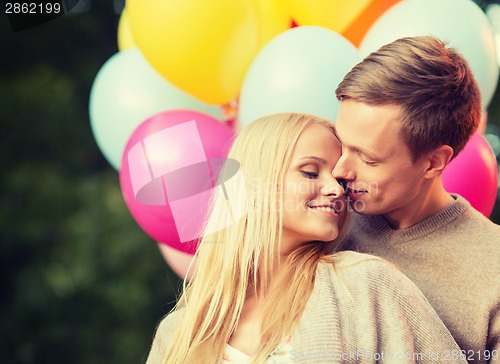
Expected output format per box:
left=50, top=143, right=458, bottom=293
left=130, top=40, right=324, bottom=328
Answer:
left=359, top=0, right=498, bottom=110
left=238, top=26, right=363, bottom=128
left=89, top=48, right=224, bottom=170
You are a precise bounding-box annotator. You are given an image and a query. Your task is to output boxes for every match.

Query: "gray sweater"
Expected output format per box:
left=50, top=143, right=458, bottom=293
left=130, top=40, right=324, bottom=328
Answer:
left=146, top=251, right=466, bottom=363
left=343, top=194, right=500, bottom=364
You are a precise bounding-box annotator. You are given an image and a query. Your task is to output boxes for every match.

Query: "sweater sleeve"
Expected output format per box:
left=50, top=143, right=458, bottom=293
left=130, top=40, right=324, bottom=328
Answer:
left=366, top=258, right=468, bottom=363
left=488, top=302, right=500, bottom=364
left=334, top=252, right=468, bottom=363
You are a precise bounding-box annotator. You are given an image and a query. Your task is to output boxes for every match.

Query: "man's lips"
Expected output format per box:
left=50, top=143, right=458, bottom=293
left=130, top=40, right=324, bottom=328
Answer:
left=346, top=187, right=367, bottom=197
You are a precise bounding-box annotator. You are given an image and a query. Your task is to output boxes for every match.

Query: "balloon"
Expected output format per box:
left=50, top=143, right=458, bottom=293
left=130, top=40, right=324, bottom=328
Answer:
left=127, top=0, right=260, bottom=105
left=239, top=26, right=363, bottom=128
left=486, top=4, right=500, bottom=68
left=478, top=111, right=488, bottom=135
left=254, top=0, right=291, bottom=48
left=119, top=110, right=236, bottom=253
left=359, top=0, right=498, bottom=109
left=89, top=48, right=223, bottom=170
left=117, top=9, right=136, bottom=51
left=342, top=0, right=400, bottom=47
left=285, top=0, right=399, bottom=47
left=158, top=243, right=195, bottom=281
left=286, top=0, right=371, bottom=33
left=443, top=133, right=498, bottom=217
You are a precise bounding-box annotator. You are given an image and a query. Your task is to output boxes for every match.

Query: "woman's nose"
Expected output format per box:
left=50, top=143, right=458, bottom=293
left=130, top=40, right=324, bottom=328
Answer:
left=320, top=176, right=345, bottom=197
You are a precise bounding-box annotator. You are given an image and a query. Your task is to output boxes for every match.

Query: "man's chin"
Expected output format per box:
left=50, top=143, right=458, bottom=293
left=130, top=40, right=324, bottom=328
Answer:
left=351, top=208, right=371, bottom=215
left=347, top=196, right=370, bottom=215
left=349, top=200, right=379, bottom=216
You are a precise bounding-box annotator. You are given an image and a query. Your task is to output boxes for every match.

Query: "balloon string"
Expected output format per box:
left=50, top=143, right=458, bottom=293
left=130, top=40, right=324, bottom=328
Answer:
left=222, top=98, right=239, bottom=132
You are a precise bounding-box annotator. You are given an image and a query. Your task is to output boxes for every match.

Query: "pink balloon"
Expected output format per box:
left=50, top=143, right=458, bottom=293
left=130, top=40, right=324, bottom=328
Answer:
left=443, top=133, right=498, bottom=217
left=158, top=243, right=195, bottom=281
left=119, top=110, right=235, bottom=253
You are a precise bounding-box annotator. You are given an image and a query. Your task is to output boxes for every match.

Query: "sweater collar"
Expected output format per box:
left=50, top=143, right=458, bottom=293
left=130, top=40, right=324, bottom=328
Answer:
left=357, top=194, right=470, bottom=243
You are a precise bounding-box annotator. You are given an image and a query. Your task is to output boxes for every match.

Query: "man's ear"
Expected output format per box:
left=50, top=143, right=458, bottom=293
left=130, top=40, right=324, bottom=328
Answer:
left=423, top=145, right=454, bottom=178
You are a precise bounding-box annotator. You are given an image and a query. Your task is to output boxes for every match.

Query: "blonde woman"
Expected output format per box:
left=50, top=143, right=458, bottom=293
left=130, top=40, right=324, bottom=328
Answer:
left=146, top=113, right=466, bottom=364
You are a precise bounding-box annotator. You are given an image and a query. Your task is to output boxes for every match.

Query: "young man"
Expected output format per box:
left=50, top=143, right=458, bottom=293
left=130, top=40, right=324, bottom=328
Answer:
left=334, top=36, right=500, bottom=363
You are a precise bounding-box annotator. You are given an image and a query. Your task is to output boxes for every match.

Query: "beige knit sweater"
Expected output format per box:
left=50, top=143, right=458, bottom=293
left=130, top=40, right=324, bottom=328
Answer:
left=343, top=195, right=500, bottom=364
left=146, top=251, right=466, bottom=363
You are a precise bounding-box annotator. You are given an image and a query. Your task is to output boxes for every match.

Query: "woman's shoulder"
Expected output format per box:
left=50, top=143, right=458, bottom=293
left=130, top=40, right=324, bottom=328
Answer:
left=146, top=309, right=184, bottom=364
left=155, top=308, right=184, bottom=339
left=325, top=250, right=401, bottom=274
left=318, top=251, right=436, bottom=323
left=319, top=250, right=413, bottom=292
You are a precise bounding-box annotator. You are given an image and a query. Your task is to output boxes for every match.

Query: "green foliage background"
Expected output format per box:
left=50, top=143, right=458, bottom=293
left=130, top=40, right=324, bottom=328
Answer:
left=1, top=3, right=182, bottom=363
left=1, top=1, right=499, bottom=364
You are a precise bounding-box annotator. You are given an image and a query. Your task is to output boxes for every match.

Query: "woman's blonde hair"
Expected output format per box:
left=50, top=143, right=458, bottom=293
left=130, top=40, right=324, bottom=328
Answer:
left=162, top=113, right=350, bottom=363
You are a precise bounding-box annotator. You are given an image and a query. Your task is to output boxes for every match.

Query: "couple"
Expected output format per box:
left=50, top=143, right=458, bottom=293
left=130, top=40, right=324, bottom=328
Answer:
left=146, top=36, right=500, bottom=363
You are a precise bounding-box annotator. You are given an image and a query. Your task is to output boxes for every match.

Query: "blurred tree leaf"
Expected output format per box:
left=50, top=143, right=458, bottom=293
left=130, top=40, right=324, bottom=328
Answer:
left=0, top=3, right=182, bottom=363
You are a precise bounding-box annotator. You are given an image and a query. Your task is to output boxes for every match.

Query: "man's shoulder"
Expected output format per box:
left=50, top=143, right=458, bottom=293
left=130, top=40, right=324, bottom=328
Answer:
left=460, top=203, right=500, bottom=229
left=349, top=196, right=500, bottom=239
left=444, top=199, right=500, bottom=244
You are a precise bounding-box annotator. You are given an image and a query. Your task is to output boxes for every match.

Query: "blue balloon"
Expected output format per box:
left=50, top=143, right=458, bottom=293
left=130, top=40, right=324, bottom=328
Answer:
left=239, top=26, right=363, bottom=128
left=89, top=48, right=223, bottom=170
left=359, top=0, right=498, bottom=110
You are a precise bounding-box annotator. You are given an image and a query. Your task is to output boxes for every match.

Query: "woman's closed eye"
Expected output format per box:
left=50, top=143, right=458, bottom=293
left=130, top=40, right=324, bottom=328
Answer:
left=301, top=170, right=318, bottom=179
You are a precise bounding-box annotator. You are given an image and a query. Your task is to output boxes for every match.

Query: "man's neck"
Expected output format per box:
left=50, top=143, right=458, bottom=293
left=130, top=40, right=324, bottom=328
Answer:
left=383, top=184, right=454, bottom=230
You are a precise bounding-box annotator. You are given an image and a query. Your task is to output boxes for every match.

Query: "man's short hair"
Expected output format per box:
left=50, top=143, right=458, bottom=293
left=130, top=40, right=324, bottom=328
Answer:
left=336, top=36, right=481, bottom=161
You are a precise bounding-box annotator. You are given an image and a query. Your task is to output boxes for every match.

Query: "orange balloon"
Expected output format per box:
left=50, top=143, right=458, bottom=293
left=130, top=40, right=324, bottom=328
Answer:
left=286, top=0, right=371, bottom=32
left=342, top=0, right=400, bottom=47
left=286, top=0, right=400, bottom=47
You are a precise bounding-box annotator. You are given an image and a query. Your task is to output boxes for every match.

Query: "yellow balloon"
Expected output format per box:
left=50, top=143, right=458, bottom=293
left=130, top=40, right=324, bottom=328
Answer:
left=117, top=9, right=136, bottom=51
left=127, top=0, right=261, bottom=105
left=286, top=0, right=371, bottom=33
left=254, top=0, right=290, bottom=48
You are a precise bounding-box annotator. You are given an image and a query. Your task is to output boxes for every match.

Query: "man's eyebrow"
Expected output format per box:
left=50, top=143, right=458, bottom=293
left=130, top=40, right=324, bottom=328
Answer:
left=355, top=146, right=382, bottom=160
left=341, top=142, right=383, bottom=161
left=299, top=156, right=328, bottom=164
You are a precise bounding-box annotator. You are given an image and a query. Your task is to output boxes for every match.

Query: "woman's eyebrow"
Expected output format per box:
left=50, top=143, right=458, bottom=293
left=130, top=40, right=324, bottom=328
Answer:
left=299, top=156, right=328, bottom=164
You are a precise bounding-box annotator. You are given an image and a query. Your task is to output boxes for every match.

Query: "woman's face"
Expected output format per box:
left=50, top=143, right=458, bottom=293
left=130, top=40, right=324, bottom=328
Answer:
left=281, top=123, right=345, bottom=253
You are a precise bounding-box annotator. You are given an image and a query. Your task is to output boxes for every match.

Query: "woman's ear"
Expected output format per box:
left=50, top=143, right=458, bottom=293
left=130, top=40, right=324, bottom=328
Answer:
left=424, top=145, right=454, bottom=178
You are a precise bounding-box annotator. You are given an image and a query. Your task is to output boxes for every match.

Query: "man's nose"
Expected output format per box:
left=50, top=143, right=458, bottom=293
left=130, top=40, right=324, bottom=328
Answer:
left=332, top=153, right=355, bottom=181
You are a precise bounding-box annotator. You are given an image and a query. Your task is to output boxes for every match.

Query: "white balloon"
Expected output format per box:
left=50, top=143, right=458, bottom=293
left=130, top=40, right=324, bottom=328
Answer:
left=359, top=0, right=498, bottom=109
left=239, top=26, right=362, bottom=128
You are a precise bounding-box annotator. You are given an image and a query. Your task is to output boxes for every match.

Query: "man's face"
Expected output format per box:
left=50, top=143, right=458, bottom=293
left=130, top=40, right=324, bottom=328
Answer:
left=333, top=100, right=429, bottom=225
